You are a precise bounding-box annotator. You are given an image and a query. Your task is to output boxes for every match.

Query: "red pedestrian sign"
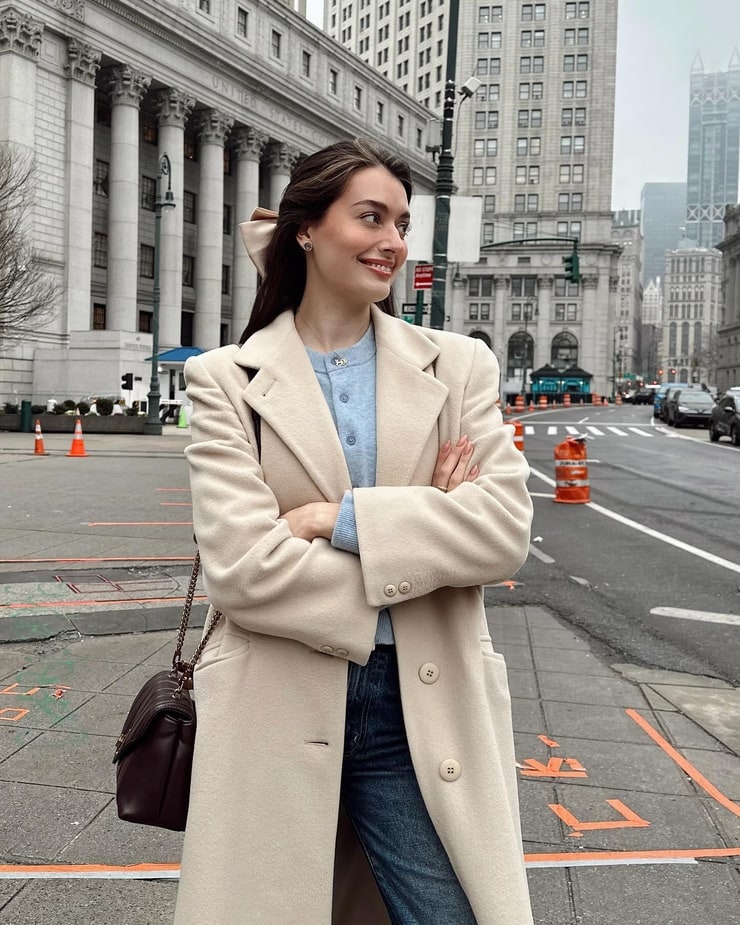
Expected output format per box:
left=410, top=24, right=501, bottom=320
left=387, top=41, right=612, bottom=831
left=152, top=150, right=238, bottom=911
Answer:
left=413, top=263, right=434, bottom=290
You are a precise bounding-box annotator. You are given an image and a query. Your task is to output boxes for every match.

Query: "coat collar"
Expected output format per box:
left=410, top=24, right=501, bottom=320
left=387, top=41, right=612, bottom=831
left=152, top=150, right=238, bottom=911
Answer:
left=235, top=307, right=448, bottom=496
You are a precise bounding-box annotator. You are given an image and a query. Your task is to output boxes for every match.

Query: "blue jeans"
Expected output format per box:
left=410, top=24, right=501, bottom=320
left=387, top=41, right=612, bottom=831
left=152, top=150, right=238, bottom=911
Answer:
left=341, top=646, right=477, bottom=925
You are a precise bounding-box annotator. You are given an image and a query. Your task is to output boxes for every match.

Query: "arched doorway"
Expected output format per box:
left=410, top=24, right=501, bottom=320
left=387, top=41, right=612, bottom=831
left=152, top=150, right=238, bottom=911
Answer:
left=468, top=330, right=491, bottom=348
left=507, top=331, right=534, bottom=380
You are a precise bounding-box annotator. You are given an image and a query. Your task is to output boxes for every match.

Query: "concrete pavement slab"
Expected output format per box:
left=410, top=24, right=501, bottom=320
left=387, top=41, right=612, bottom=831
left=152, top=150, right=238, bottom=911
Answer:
left=0, top=731, right=116, bottom=792
left=543, top=701, right=665, bottom=745
left=512, top=698, right=547, bottom=734
left=506, top=667, right=539, bottom=699
left=526, top=869, right=575, bottom=925
left=492, top=641, right=534, bottom=670
left=58, top=803, right=183, bottom=866
left=535, top=671, right=650, bottom=707
left=648, top=685, right=740, bottom=755
left=658, top=711, right=731, bottom=751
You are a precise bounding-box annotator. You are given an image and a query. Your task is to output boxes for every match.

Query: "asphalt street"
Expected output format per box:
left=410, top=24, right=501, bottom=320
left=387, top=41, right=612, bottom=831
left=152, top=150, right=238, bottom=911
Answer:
left=0, top=423, right=738, bottom=924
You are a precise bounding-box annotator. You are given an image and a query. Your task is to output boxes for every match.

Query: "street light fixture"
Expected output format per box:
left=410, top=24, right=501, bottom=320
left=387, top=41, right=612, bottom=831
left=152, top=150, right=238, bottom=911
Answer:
left=520, top=302, right=539, bottom=399
left=144, top=153, right=176, bottom=436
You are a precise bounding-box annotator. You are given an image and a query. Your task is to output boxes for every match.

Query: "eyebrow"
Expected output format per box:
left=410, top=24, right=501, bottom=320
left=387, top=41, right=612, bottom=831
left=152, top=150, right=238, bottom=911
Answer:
left=352, top=199, right=411, bottom=221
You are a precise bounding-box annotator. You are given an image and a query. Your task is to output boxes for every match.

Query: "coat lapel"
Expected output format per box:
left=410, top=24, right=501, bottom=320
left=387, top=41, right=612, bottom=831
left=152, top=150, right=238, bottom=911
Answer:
left=235, top=312, right=351, bottom=499
left=372, top=307, right=448, bottom=486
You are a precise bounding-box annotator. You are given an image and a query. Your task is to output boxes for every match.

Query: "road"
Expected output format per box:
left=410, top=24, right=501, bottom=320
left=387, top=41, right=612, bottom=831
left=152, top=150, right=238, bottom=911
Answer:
left=513, top=402, right=740, bottom=684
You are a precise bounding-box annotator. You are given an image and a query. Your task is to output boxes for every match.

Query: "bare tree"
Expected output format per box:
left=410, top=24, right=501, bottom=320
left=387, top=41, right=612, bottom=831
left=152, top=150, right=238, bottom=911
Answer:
left=0, top=145, right=59, bottom=344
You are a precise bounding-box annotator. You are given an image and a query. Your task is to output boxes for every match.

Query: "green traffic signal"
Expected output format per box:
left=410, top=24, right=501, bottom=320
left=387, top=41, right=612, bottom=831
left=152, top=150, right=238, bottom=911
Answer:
left=563, top=247, right=580, bottom=282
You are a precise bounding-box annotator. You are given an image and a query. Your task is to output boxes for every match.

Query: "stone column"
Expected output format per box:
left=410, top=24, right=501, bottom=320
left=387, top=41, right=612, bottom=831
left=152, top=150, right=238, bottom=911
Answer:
left=231, top=126, right=268, bottom=341
left=63, top=40, right=101, bottom=332
left=580, top=274, right=599, bottom=386
left=152, top=88, right=195, bottom=349
left=265, top=141, right=300, bottom=209
left=493, top=275, right=508, bottom=366
left=104, top=65, right=151, bottom=332
left=194, top=109, right=233, bottom=350
left=535, top=275, right=553, bottom=369
left=0, top=7, right=43, bottom=150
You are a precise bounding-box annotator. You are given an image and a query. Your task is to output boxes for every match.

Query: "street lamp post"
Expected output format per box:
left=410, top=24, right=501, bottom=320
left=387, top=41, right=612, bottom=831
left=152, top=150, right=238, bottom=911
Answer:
left=429, top=0, right=460, bottom=330
left=520, top=302, right=538, bottom=399
left=144, top=153, right=175, bottom=436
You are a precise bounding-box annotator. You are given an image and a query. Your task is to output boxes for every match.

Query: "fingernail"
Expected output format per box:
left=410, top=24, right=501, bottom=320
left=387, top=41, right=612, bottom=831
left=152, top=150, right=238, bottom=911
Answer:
left=469, top=465, right=479, bottom=478
left=442, top=440, right=451, bottom=452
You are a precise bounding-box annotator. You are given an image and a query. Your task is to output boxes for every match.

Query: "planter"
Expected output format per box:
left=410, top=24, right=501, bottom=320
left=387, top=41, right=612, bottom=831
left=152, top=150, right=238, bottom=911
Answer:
left=0, top=413, right=147, bottom=434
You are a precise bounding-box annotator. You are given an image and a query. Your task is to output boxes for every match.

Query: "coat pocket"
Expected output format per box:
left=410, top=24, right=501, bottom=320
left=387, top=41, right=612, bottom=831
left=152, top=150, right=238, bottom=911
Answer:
left=195, top=618, right=251, bottom=672
left=481, top=650, right=512, bottom=703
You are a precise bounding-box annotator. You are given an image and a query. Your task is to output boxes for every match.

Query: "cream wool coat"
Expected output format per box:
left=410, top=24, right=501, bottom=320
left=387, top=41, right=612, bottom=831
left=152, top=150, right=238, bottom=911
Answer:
left=174, top=306, right=534, bottom=925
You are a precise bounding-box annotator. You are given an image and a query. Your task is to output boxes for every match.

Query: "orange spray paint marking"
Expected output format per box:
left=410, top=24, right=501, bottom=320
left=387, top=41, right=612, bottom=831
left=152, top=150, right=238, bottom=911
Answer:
left=627, top=708, right=740, bottom=818
left=549, top=799, right=650, bottom=837
left=52, top=690, right=67, bottom=700
left=0, top=708, right=30, bottom=722
left=0, top=683, right=41, bottom=696
left=520, top=757, right=587, bottom=778
left=538, top=735, right=560, bottom=748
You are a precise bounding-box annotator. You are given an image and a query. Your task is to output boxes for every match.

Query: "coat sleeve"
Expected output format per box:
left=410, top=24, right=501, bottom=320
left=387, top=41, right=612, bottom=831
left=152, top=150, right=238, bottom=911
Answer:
left=352, top=339, right=533, bottom=608
left=183, top=355, right=380, bottom=664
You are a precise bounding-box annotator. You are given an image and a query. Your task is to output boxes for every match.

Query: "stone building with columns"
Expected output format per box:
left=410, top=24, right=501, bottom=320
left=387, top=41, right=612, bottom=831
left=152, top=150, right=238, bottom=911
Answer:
left=0, top=1, right=435, bottom=405
left=716, top=204, right=740, bottom=391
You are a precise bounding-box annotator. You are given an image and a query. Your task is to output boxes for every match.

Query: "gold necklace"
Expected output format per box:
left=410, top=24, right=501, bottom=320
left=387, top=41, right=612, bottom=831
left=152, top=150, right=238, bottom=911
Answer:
left=297, top=315, right=368, bottom=365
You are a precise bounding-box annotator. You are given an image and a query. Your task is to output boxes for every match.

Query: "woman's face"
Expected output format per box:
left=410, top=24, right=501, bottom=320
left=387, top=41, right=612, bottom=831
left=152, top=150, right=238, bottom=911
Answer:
left=299, top=166, right=410, bottom=311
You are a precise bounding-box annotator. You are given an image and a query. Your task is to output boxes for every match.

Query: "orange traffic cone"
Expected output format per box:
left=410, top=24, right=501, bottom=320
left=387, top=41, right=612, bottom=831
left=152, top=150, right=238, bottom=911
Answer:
left=528, top=401, right=535, bottom=412
left=33, top=419, right=48, bottom=456
left=504, top=402, right=512, bottom=416
left=67, top=417, right=88, bottom=457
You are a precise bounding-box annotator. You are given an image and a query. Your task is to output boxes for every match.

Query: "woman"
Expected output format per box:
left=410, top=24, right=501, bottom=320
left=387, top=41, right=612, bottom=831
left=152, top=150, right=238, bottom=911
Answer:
left=175, top=138, right=533, bottom=925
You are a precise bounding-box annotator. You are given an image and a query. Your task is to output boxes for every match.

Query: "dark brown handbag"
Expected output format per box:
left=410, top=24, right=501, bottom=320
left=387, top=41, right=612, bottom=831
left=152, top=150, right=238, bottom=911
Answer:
left=113, top=552, right=222, bottom=831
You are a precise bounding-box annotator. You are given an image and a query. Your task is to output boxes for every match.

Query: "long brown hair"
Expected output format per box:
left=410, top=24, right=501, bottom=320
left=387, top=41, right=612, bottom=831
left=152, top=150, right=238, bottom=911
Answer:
left=239, top=137, right=413, bottom=344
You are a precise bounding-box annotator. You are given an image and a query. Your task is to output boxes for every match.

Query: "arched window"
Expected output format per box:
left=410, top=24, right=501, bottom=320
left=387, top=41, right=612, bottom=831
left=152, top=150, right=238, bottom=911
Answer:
left=550, top=331, right=578, bottom=369
left=507, top=332, right=534, bottom=378
left=468, top=330, right=492, bottom=348
left=668, top=322, right=677, bottom=354
left=681, top=321, right=690, bottom=355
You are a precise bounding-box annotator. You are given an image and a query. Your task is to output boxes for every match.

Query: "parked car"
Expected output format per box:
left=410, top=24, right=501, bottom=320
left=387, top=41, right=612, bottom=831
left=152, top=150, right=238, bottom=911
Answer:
left=665, top=389, right=716, bottom=427
left=633, top=385, right=659, bottom=405
left=709, top=390, right=740, bottom=444
left=653, top=383, right=683, bottom=419
left=658, top=384, right=690, bottom=421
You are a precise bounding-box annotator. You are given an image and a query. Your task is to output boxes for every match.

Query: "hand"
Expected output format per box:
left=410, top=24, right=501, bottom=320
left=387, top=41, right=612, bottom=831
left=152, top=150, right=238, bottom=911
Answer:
left=282, top=502, right=340, bottom=541
left=431, top=436, right=479, bottom=493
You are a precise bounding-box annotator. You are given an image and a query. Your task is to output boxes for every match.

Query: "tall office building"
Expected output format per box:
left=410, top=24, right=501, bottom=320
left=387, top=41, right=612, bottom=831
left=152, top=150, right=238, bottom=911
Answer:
left=685, top=51, right=740, bottom=248
left=640, top=182, right=686, bottom=286
left=327, top=0, right=621, bottom=397
left=611, top=209, right=642, bottom=380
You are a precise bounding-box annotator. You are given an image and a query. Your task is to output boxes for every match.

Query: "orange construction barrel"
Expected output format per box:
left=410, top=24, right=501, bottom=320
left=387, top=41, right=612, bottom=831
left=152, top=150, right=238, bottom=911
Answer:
left=514, top=394, right=525, bottom=413
left=538, top=394, right=547, bottom=408
left=563, top=393, right=571, bottom=408
left=505, top=419, right=525, bottom=453
left=553, top=436, right=589, bottom=503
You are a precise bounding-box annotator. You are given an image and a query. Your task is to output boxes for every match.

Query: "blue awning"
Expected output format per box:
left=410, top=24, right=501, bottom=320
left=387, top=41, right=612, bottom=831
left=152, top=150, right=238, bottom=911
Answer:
left=145, top=347, right=204, bottom=363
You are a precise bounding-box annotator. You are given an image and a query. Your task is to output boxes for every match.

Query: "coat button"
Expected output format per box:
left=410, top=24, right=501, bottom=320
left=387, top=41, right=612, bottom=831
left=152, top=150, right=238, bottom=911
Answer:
left=335, top=648, right=348, bottom=657
left=398, top=580, right=411, bottom=594
left=439, top=759, right=461, bottom=782
left=384, top=584, right=396, bottom=597
left=419, top=663, right=440, bottom=684
left=319, top=645, right=334, bottom=654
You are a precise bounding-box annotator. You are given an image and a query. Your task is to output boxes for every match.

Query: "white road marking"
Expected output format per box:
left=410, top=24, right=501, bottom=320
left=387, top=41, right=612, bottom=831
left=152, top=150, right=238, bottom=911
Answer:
left=586, top=426, right=605, bottom=435
left=606, top=426, right=628, bottom=436
left=529, top=465, right=740, bottom=577
left=547, top=425, right=558, bottom=435
left=628, top=427, right=653, bottom=437
left=524, top=425, right=535, bottom=435
left=566, top=425, right=582, bottom=434
left=528, top=544, right=555, bottom=563
left=650, top=607, right=740, bottom=626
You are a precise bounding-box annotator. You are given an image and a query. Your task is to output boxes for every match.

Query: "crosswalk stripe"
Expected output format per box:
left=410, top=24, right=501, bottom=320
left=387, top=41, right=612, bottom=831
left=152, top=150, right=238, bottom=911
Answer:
left=525, top=425, right=535, bottom=435
left=547, top=425, right=558, bottom=435
left=628, top=427, right=653, bottom=437
left=607, top=426, right=628, bottom=436
left=586, top=426, right=605, bottom=435
left=565, top=425, right=581, bottom=434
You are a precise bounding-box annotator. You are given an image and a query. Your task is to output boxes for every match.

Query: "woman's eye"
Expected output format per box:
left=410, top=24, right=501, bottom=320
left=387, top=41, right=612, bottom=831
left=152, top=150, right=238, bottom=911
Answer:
left=398, top=223, right=411, bottom=238
left=360, top=212, right=381, bottom=225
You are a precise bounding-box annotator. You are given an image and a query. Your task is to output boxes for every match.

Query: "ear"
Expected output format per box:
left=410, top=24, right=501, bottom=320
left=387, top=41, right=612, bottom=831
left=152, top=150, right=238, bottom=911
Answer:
left=296, top=225, right=312, bottom=250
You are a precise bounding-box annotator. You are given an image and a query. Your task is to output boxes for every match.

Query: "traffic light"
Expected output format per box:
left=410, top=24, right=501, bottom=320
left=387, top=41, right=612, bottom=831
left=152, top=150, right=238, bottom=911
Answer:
left=121, top=372, right=133, bottom=391
left=563, top=245, right=580, bottom=282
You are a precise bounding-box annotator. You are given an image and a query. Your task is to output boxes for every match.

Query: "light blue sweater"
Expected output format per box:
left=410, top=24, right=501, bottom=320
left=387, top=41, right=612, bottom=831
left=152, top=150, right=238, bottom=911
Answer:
left=305, top=324, right=394, bottom=645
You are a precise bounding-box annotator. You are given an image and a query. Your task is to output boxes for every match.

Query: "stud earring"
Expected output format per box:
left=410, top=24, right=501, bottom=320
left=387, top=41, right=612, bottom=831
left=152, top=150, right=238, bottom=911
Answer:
left=303, top=242, right=313, bottom=252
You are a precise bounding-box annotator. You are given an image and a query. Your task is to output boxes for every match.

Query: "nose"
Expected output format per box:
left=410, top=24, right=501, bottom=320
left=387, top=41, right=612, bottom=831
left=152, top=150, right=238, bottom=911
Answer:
left=381, top=222, right=408, bottom=254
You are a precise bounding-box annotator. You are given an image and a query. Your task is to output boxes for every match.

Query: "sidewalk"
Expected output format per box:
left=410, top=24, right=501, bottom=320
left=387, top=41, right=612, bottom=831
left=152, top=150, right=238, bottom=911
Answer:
left=0, top=602, right=738, bottom=923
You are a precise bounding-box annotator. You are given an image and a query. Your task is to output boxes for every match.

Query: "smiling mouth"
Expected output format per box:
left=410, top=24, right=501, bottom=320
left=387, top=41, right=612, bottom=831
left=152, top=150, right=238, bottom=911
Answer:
left=360, top=260, right=393, bottom=276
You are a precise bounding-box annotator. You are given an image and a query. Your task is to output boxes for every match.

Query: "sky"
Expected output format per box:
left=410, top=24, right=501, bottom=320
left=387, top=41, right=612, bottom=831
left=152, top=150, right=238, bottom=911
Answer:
left=305, top=0, right=740, bottom=211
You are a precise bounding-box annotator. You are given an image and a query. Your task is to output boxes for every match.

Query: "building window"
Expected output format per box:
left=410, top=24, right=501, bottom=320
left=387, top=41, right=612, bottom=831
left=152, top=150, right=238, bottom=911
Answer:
left=183, top=191, right=196, bottom=224
left=572, top=164, right=584, bottom=182
left=271, top=29, right=282, bottom=58
left=92, top=303, right=106, bottom=330
left=564, top=54, right=575, bottom=71
left=480, top=302, right=491, bottom=320
left=578, top=27, right=589, bottom=43
left=468, top=276, right=494, bottom=297
left=139, top=244, right=155, bottom=279
left=138, top=310, right=153, bottom=333
left=397, top=114, right=405, bottom=137
left=354, top=86, right=363, bottom=109
left=576, top=54, right=588, bottom=70
left=528, top=193, right=539, bottom=211
left=221, top=264, right=230, bottom=295
left=302, top=50, right=312, bottom=78
left=96, top=99, right=111, bottom=126
left=223, top=204, right=232, bottom=236
left=469, top=303, right=479, bottom=320
left=511, top=276, right=537, bottom=297
left=329, top=68, right=339, bottom=94
left=236, top=6, right=248, bottom=36
left=140, top=176, right=156, bottom=211
left=142, top=111, right=157, bottom=145
left=573, top=135, right=585, bottom=153
left=184, top=130, right=197, bottom=161
left=199, top=0, right=210, bottom=12
left=93, top=233, right=108, bottom=268
left=93, top=159, right=108, bottom=196
left=571, top=192, right=583, bottom=210
left=376, top=100, right=384, bottom=123
left=182, top=255, right=194, bottom=287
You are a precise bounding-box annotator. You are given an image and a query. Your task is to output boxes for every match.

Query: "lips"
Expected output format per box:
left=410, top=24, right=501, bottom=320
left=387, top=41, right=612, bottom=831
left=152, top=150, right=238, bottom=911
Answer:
left=359, top=259, right=394, bottom=277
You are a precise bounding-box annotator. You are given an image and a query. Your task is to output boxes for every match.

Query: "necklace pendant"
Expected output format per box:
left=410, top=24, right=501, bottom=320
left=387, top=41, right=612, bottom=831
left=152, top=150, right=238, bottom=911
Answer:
left=332, top=354, right=348, bottom=367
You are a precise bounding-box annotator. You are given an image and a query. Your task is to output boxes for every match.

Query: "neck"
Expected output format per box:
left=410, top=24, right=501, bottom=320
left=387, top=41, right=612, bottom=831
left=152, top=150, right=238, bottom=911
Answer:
left=295, top=303, right=372, bottom=354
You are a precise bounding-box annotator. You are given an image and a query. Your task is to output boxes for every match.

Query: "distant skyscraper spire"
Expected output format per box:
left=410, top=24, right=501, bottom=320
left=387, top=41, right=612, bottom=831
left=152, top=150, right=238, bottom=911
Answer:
left=691, top=52, right=705, bottom=73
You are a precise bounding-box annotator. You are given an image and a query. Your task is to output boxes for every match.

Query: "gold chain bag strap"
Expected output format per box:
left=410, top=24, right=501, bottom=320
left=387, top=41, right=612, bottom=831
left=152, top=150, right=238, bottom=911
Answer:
left=113, top=366, right=261, bottom=831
